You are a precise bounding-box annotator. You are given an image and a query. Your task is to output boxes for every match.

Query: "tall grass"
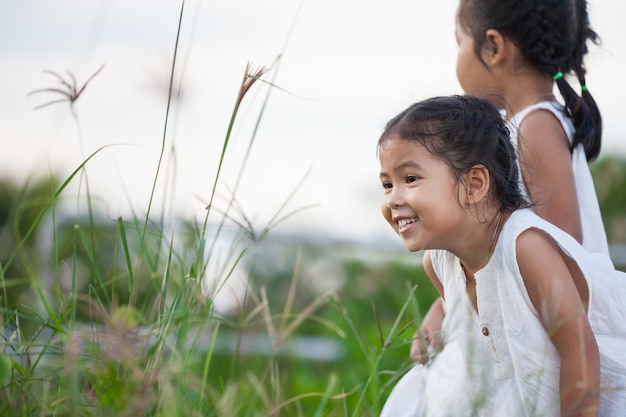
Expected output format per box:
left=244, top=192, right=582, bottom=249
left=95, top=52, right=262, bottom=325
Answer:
left=0, top=2, right=429, bottom=416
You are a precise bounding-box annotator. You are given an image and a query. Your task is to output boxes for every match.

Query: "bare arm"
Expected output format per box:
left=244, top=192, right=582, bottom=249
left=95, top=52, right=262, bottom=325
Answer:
left=517, top=229, right=599, bottom=417
left=518, top=110, right=583, bottom=243
left=411, top=251, right=445, bottom=362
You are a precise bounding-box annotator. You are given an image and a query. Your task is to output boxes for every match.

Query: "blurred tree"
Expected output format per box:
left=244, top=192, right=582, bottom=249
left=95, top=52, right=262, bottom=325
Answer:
left=591, top=155, right=626, bottom=269
left=0, top=177, right=57, bottom=310
left=592, top=156, right=626, bottom=243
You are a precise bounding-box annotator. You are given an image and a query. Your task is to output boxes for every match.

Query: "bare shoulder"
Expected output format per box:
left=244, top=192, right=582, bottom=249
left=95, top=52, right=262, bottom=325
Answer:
left=515, top=227, right=558, bottom=258
left=515, top=227, right=575, bottom=308
left=518, top=109, right=570, bottom=155
left=515, top=227, right=565, bottom=292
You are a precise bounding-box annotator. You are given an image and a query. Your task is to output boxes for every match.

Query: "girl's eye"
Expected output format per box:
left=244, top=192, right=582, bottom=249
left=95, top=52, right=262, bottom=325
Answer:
left=406, top=175, right=418, bottom=183
left=381, top=181, right=392, bottom=190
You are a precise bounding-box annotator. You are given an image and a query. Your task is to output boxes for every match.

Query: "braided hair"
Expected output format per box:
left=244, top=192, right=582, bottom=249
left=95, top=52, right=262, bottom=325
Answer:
left=458, top=0, right=602, bottom=161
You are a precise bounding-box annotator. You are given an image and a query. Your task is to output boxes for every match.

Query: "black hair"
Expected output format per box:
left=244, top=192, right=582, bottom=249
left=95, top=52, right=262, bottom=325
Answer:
left=378, top=95, right=528, bottom=212
left=458, top=0, right=602, bottom=161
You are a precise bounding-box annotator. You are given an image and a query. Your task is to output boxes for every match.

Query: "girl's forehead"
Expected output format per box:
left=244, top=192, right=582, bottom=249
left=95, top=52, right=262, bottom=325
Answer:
left=380, top=136, right=424, bottom=152
left=379, top=138, right=438, bottom=165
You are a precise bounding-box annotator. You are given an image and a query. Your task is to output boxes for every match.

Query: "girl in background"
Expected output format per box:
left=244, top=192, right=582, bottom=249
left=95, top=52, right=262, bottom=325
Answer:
left=413, top=0, right=609, bottom=365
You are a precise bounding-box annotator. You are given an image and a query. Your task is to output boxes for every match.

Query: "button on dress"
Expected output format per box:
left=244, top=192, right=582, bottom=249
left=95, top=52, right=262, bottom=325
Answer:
left=381, top=209, right=626, bottom=416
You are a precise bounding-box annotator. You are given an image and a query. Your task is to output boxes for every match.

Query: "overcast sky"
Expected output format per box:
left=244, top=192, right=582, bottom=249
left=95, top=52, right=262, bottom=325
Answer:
left=2, top=0, right=625, bottom=245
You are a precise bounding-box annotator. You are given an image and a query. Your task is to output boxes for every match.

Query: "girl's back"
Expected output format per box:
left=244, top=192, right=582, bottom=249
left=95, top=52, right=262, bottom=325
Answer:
left=455, top=0, right=607, bottom=248
left=508, top=101, right=609, bottom=255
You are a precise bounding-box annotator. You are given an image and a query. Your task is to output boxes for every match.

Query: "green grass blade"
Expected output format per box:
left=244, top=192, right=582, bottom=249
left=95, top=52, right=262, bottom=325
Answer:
left=117, top=216, right=135, bottom=296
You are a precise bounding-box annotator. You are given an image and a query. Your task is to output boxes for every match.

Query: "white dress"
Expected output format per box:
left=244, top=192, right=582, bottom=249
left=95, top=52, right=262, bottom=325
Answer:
left=507, top=101, right=609, bottom=256
left=381, top=102, right=612, bottom=416
left=381, top=210, right=626, bottom=416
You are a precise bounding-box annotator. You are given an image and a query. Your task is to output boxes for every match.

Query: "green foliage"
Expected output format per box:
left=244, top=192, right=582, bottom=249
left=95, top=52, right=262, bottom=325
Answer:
left=0, top=354, right=9, bottom=383
left=2, top=2, right=624, bottom=415
left=592, top=156, right=626, bottom=243
left=0, top=174, right=433, bottom=416
left=0, top=177, right=58, bottom=311
left=3, top=59, right=624, bottom=417
left=0, top=9, right=434, bottom=410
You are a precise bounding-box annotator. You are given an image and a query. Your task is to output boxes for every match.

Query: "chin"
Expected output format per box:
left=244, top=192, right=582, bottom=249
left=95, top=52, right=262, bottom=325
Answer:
left=402, top=241, right=424, bottom=253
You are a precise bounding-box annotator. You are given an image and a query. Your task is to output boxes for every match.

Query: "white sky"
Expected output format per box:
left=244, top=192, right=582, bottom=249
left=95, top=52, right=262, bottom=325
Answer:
left=1, top=0, right=625, bottom=244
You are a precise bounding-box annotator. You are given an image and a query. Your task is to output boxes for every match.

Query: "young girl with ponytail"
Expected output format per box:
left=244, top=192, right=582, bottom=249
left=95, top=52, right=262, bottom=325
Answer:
left=413, top=0, right=610, bottom=364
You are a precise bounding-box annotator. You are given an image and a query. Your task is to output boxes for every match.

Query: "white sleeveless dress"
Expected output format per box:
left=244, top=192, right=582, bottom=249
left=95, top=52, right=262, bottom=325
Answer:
left=381, top=102, right=611, bottom=416
left=508, top=101, right=609, bottom=256
left=381, top=209, right=626, bottom=416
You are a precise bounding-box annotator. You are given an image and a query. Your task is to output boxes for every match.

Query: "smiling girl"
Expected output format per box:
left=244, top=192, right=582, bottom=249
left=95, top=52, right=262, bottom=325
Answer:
left=379, top=95, right=626, bottom=417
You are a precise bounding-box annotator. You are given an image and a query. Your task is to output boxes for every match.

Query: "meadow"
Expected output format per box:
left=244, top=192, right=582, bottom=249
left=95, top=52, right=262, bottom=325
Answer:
left=3, top=3, right=626, bottom=416
left=0, top=15, right=439, bottom=413
left=0, top=159, right=436, bottom=416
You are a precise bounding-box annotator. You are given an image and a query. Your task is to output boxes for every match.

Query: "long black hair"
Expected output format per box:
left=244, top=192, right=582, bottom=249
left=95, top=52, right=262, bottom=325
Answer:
left=458, top=0, right=602, bottom=161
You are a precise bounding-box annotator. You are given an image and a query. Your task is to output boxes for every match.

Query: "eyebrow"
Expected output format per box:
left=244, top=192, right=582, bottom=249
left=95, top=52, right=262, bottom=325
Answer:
left=379, top=160, right=422, bottom=179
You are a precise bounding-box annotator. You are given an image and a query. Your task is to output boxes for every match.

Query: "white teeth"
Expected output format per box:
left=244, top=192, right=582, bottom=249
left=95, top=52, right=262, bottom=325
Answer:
left=398, top=218, right=417, bottom=227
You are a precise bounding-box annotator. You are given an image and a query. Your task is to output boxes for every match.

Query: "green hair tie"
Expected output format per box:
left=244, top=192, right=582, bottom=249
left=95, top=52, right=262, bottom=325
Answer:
left=552, top=72, right=564, bottom=81
left=581, top=85, right=589, bottom=92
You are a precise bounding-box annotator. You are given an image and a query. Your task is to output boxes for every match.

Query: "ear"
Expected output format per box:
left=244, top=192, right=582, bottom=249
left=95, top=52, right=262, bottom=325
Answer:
left=484, top=29, right=507, bottom=67
left=465, top=164, right=491, bottom=203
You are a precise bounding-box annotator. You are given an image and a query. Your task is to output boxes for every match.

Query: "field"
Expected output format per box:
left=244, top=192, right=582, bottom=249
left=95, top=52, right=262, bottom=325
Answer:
left=0, top=53, right=440, bottom=416
left=2, top=3, right=626, bottom=416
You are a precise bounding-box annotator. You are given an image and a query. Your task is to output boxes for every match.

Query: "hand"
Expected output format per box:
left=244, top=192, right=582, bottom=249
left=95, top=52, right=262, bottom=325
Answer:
left=411, top=297, right=444, bottom=363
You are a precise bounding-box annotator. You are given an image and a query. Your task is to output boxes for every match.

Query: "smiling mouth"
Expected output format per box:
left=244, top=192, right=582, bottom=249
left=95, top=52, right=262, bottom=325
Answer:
left=397, top=218, right=418, bottom=230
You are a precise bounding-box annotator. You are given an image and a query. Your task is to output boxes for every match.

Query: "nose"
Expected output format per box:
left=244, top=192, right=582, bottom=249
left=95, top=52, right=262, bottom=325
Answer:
left=384, top=187, right=404, bottom=209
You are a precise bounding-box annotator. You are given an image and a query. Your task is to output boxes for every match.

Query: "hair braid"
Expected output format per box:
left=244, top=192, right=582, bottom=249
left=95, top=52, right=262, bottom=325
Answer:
left=458, top=0, right=603, bottom=161
left=571, top=0, right=602, bottom=160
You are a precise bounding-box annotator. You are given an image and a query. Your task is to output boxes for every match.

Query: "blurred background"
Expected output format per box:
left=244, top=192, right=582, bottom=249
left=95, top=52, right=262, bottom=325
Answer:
left=2, top=0, right=625, bottom=244
left=1, top=1, right=625, bottom=414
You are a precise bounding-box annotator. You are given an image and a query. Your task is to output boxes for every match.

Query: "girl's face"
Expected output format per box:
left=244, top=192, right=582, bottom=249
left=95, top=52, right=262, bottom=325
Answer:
left=455, top=17, right=493, bottom=95
left=379, top=136, right=466, bottom=253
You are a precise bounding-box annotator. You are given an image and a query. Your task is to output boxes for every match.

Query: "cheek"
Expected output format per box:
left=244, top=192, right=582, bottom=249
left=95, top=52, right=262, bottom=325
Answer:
left=455, top=60, right=463, bottom=87
left=381, top=201, right=393, bottom=225
left=456, top=50, right=470, bottom=91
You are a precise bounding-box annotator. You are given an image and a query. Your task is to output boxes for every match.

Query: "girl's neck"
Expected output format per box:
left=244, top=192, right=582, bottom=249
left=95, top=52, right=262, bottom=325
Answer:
left=501, top=72, right=555, bottom=118
left=459, top=210, right=509, bottom=277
